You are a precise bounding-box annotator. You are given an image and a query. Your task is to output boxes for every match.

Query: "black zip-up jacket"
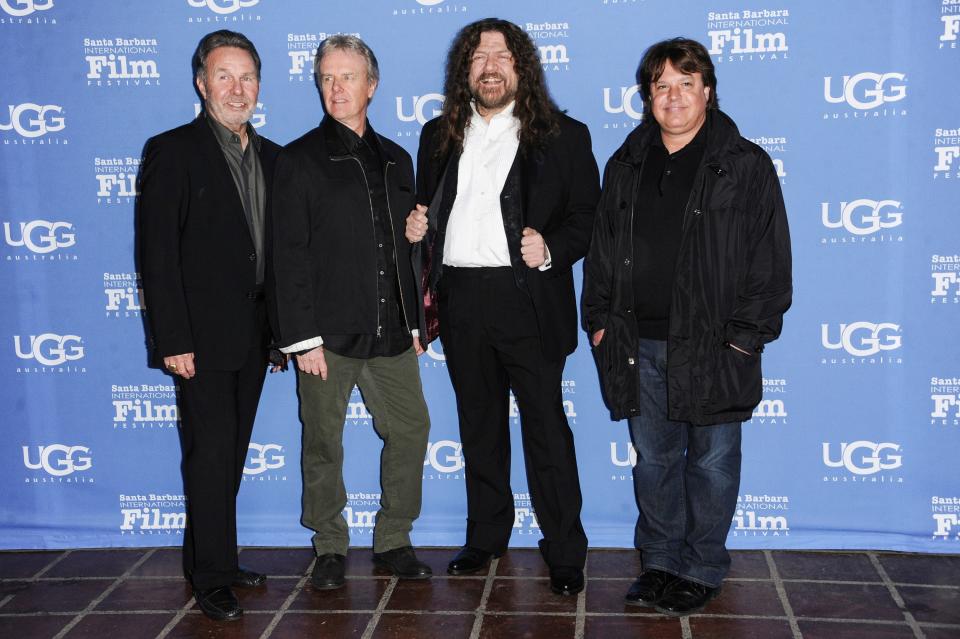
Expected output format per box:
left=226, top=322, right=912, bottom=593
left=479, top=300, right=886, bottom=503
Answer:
left=582, top=110, right=792, bottom=425
left=271, top=117, right=419, bottom=348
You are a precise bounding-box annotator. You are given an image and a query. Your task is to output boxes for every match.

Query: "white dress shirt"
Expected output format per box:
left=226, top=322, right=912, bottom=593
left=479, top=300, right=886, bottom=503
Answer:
left=443, top=102, right=520, bottom=268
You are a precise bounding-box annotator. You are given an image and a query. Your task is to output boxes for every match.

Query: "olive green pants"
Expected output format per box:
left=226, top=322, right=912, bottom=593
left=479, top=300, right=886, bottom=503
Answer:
left=298, top=346, right=430, bottom=555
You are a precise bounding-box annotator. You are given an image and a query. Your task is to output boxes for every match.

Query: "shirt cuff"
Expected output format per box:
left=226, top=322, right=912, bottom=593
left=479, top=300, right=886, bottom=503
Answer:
left=280, top=336, right=323, bottom=354
left=538, top=243, right=552, bottom=271
left=411, top=329, right=420, bottom=337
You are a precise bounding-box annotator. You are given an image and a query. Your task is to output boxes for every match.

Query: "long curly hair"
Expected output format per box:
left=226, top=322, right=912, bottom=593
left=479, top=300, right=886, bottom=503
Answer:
left=436, top=18, right=560, bottom=157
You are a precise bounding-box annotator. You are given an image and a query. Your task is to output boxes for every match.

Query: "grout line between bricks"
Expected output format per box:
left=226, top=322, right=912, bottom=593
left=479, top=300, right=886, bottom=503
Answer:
left=256, top=556, right=315, bottom=639
left=33, top=550, right=71, bottom=579
left=764, top=549, right=803, bottom=639
left=573, top=554, right=587, bottom=639
left=359, top=575, right=399, bottom=639
left=468, top=556, right=498, bottom=639
left=51, top=548, right=156, bottom=639
left=681, top=615, right=693, bottom=638
left=154, top=596, right=196, bottom=638
left=868, top=551, right=926, bottom=639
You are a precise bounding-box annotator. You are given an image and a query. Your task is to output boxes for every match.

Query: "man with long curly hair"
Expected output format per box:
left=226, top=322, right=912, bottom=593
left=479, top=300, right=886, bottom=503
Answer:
left=406, top=17, right=599, bottom=596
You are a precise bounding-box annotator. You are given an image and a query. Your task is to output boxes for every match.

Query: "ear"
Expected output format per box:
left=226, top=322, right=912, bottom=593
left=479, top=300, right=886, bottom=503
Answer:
left=195, top=75, right=207, bottom=101
left=703, top=85, right=711, bottom=104
left=367, top=80, right=378, bottom=101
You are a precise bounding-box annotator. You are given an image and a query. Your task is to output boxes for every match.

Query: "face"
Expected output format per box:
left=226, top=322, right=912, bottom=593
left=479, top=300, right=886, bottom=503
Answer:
left=468, top=31, right=518, bottom=116
left=318, top=48, right=376, bottom=134
left=196, top=46, right=259, bottom=134
left=649, top=60, right=710, bottom=142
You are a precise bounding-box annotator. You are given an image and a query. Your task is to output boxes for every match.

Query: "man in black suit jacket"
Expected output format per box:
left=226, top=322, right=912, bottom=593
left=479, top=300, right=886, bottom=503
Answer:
left=138, top=30, right=281, bottom=622
left=406, top=18, right=600, bottom=596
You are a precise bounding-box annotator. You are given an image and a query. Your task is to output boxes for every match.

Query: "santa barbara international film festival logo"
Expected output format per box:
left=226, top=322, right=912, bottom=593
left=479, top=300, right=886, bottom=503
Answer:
left=3, top=219, right=77, bottom=262
left=930, top=374, right=960, bottom=427
left=930, top=254, right=960, bottom=306
left=394, top=92, right=444, bottom=138
left=821, top=440, right=903, bottom=484
left=705, top=7, right=789, bottom=64
left=0, top=0, right=56, bottom=24
left=345, top=492, right=379, bottom=536
left=112, top=382, right=177, bottom=430
left=22, top=444, right=93, bottom=484
left=601, top=84, right=643, bottom=131
left=185, top=0, right=262, bottom=23
left=819, top=322, right=902, bottom=366
left=514, top=492, right=540, bottom=536
left=423, top=439, right=464, bottom=480
left=933, top=126, right=960, bottom=180
left=822, top=71, right=907, bottom=121
left=0, top=103, right=67, bottom=145
left=95, top=155, right=139, bottom=206
left=510, top=380, right=577, bottom=424
left=731, top=493, right=789, bottom=538
left=287, top=31, right=360, bottom=84
left=83, top=36, right=159, bottom=88
left=13, top=333, right=86, bottom=374
left=931, top=496, right=960, bottom=541
left=523, top=19, right=572, bottom=72
left=819, top=197, right=903, bottom=246
left=391, top=0, right=468, bottom=18
left=193, top=102, right=265, bottom=129
left=940, top=0, right=960, bottom=50
left=748, top=135, right=787, bottom=185
left=104, top=272, right=144, bottom=318
left=119, top=493, right=185, bottom=535
left=747, top=377, right=788, bottom=424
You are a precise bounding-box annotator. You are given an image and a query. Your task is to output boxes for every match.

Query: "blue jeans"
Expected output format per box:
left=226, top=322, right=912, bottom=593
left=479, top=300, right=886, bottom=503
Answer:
left=628, top=338, right=742, bottom=588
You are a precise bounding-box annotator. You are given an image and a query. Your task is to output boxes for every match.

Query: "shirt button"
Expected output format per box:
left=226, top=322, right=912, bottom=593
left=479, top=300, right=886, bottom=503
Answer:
left=248, top=253, right=256, bottom=261
left=623, top=258, right=631, bottom=265
left=379, top=270, right=385, bottom=275
left=665, top=170, right=672, bottom=176
left=381, top=298, right=386, bottom=303
left=627, top=357, right=635, bottom=365
left=378, top=243, right=383, bottom=248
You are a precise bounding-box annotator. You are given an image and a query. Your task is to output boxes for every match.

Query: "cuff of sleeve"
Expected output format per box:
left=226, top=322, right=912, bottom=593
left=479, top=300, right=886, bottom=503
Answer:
left=411, top=329, right=420, bottom=337
left=537, top=243, right=552, bottom=271
left=280, top=336, right=323, bottom=354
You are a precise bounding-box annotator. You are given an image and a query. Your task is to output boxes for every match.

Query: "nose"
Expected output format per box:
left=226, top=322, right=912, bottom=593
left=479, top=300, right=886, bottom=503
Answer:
left=667, top=84, right=681, bottom=100
left=483, top=55, right=497, bottom=72
left=230, top=79, right=242, bottom=95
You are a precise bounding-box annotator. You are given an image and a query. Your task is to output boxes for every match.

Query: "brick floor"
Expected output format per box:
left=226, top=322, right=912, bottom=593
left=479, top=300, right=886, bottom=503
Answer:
left=0, top=547, right=956, bottom=638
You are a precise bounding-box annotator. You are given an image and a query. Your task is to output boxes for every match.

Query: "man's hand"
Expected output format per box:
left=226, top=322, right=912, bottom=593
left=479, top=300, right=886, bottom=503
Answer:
left=296, top=346, right=328, bottom=379
left=164, top=353, right=196, bottom=379
left=413, top=335, right=425, bottom=356
left=521, top=227, right=547, bottom=268
left=406, top=204, right=428, bottom=243
left=592, top=329, right=605, bottom=347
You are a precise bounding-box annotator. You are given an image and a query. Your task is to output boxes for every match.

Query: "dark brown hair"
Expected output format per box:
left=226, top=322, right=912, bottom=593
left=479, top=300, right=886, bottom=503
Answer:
left=436, top=18, right=559, bottom=156
left=638, top=38, right=718, bottom=117
left=192, top=30, right=261, bottom=82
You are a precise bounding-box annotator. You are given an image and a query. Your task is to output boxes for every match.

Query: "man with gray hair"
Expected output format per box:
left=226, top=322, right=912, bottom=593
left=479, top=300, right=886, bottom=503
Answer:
left=272, top=35, right=432, bottom=588
left=139, top=30, right=282, bottom=621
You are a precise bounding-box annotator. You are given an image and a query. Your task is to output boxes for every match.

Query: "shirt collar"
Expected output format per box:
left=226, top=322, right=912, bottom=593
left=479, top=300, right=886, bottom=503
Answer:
left=331, top=117, right=379, bottom=156
left=653, top=119, right=708, bottom=157
left=469, top=100, right=519, bottom=134
left=204, top=111, right=261, bottom=152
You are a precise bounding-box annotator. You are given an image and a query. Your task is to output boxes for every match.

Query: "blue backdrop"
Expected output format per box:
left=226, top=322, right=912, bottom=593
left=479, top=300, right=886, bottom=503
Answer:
left=2, top=0, right=958, bottom=554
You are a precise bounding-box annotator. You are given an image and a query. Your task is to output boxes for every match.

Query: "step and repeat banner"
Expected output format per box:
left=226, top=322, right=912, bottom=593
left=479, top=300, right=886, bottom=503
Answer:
left=2, top=0, right=958, bottom=553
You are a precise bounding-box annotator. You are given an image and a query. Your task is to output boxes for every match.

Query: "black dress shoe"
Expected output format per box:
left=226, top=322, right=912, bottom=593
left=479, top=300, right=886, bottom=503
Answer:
left=373, top=546, right=433, bottom=580
left=655, top=578, right=721, bottom=616
left=447, top=546, right=495, bottom=575
left=232, top=565, right=266, bottom=588
left=194, top=586, right=242, bottom=621
left=549, top=566, right=585, bottom=596
left=311, top=553, right=346, bottom=590
left=625, top=569, right=676, bottom=607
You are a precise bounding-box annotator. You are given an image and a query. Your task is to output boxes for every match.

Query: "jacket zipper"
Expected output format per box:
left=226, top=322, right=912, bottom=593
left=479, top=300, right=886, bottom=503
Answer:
left=331, top=154, right=381, bottom=337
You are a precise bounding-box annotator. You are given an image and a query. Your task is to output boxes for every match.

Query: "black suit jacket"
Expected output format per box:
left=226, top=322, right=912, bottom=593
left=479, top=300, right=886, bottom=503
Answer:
left=415, top=113, right=600, bottom=360
left=138, top=115, right=281, bottom=371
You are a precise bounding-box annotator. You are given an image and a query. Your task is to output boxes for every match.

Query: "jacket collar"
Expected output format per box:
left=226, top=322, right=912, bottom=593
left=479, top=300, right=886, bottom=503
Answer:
left=320, top=115, right=395, bottom=164
left=620, top=109, right=741, bottom=167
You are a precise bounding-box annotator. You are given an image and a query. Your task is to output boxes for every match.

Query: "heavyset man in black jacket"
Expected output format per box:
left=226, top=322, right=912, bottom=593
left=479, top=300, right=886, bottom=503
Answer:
left=582, top=38, right=792, bottom=616
left=272, top=35, right=432, bottom=589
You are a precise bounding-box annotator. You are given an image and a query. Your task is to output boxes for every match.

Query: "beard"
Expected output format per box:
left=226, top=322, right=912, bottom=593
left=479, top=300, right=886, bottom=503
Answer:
left=471, top=73, right=517, bottom=112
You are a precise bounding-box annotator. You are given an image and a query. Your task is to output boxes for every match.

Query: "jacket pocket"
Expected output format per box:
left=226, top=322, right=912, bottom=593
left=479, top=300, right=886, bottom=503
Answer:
left=699, top=341, right=762, bottom=416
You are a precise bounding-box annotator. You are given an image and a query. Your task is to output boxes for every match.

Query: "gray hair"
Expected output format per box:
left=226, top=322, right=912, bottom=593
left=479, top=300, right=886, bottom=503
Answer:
left=193, top=30, right=261, bottom=82
left=314, top=34, right=380, bottom=85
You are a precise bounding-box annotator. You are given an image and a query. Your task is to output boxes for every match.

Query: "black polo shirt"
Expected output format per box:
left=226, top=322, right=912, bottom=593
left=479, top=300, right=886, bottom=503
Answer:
left=632, top=124, right=707, bottom=339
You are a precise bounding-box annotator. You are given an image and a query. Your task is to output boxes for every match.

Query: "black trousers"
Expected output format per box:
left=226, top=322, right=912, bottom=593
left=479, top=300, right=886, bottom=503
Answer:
left=439, top=267, right=588, bottom=568
left=177, top=303, right=268, bottom=590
